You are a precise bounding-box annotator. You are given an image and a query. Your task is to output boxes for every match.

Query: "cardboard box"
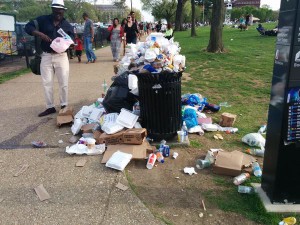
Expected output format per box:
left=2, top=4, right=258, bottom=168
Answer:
left=99, top=130, right=126, bottom=145
left=101, top=140, right=152, bottom=163
left=219, top=113, right=237, bottom=127
left=123, top=128, right=147, bottom=145
left=81, top=124, right=97, bottom=133
left=93, top=130, right=103, bottom=144
left=57, top=106, right=74, bottom=126
left=213, top=150, right=255, bottom=176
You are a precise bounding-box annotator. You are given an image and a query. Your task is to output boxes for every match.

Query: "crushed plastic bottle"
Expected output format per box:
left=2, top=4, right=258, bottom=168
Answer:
left=181, top=121, right=188, bottom=141
left=219, top=102, right=232, bottom=107
left=233, top=173, right=250, bottom=185
left=238, top=185, right=254, bottom=194
left=156, top=152, right=165, bottom=163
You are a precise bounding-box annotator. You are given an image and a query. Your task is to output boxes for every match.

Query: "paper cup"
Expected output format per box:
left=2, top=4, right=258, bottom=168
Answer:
left=173, top=152, right=178, bottom=159
left=86, top=138, right=96, bottom=150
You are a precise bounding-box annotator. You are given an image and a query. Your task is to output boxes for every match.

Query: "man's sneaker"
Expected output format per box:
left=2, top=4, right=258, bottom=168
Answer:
left=38, top=107, right=56, bottom=117
left=61, top=105, right=66, bottom=109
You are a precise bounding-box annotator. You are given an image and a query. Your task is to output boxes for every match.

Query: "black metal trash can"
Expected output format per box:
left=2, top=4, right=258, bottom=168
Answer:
left=137, top=71, right=182, bottom=141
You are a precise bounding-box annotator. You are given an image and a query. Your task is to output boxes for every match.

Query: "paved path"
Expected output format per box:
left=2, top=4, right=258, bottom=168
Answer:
left=0, top=46, right=164, bottom=225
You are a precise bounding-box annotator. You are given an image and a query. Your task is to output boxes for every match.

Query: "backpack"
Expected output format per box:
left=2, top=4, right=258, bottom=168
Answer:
left=29, top=20, right=42, bottom=75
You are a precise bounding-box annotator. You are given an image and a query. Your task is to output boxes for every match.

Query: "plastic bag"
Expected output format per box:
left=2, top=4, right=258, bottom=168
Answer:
left=183, top=108, right=198, bottom=129
left=50, top=37, right=73, bottom=53
left=144, top=49, right=157, bottom=62
left=242, top=133, right=266, bottom=150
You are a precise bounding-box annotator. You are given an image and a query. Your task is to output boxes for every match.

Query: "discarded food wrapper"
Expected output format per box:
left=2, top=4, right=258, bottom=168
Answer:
left=115, top=182, right=129, bottom=191
left=279, top=217, right=296, bottom=225
left=34, top=184, right=51, bottom=201
left=31, top=141, right=47, bottom=148
left=102, top=113, right=125, bottom=134
left=105, top=151, right=133, bottom=171
left=184, top=167, right=197, bottom=175
left=71, top=118, right=84, bottom=135
left=13, top=164, right=29, bottom=177
left=89, top=108, right=104, bottom=121
left=116, top=108, right=139, bottom=129
left=242, top=133, right=265, bottom=150
left=173, top=152, right=178, bottom=159
left=75, top=159, right=87, bottom=167
left=201, top=124, right=218, bottom=132
left=188, top=125, right=204, bottom=134
left=66, top=143, right=106, bottom=155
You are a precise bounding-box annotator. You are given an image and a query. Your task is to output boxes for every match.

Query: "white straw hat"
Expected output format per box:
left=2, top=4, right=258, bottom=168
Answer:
left=51, top=0, right=67, bottom=10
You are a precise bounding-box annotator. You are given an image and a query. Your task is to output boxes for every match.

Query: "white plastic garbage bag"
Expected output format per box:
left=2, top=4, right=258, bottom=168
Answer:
left=71, top=118, right=84, bottom=135
left=242, top=133, right=266, bottom=150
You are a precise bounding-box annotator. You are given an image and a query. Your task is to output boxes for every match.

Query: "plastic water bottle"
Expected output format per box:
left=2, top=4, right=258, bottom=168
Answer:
left=102, top=79, right=108, bottom=95
left=181, top=121, right=188, bottom=141
left=245, top=148, right=265, bottom=157
left=233, top=173, right=250, bottom=185
left=156, top=152, right=165, bottom=163
left=252, top=162, right=262, bottom=177
left=238, top=185, right=254, bottom=194
left=258, top=124, right=267, bottom=134
left=159, top=140, right=166, bottom=152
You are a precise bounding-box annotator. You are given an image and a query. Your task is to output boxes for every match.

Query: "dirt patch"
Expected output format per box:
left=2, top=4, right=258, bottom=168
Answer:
left=126, top=139, right=260, bottom=225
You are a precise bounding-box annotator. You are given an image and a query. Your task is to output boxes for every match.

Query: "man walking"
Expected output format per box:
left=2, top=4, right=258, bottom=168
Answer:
left=25, top=0, right=74, bottom=117
left=82, top=12, right=96, bottom=63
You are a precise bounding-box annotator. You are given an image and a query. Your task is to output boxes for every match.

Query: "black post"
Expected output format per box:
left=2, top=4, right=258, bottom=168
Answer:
left=262, top=0, right=300, bottom=204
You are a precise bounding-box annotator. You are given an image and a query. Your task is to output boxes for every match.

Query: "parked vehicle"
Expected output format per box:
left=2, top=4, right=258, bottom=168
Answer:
left=0, top=13, right=17, bottom=60
left=15, top=22, right=35, bottom=56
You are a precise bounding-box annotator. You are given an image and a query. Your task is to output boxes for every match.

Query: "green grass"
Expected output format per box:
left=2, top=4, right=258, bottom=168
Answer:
left=204, top=175, right=300, bottom=224
left=0, top=68, right=30, bottom=84
left=175, top=23, right=300, bottom=224
left=176, top=23, right=277, bottom=146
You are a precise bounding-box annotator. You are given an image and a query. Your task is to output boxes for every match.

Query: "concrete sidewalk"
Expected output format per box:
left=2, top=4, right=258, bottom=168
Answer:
left=0, top=47, right=164, bottom=224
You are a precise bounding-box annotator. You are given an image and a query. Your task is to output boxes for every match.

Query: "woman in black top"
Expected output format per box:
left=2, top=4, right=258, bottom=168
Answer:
left=124, top=15, right=138, bottom=44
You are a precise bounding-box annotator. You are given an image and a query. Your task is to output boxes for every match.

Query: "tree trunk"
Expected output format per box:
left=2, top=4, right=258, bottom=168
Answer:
left=191, top=0, right=196, bottom=37
left=207, top=0, right=225, bottom=52
left=174, top=0, right=187, bottom=31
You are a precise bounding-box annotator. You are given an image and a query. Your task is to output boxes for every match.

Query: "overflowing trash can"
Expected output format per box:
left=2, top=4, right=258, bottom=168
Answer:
left=137, top=71, right=182, bottom=140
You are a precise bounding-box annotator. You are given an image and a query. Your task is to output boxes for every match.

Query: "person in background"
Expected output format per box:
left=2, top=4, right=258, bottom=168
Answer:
left=82, top=12, right=96, bottom=63
left=124, top=15, right=139, bottom=44
left=121, top=18, right=128, bottom=55
left=108, top=18, right=124, bottom=62
left=25, top=0, right=74, bottom=117
left=74, top=33, right=83, bottom=63
left=156, top=21, right=162, bottom=32
left=164, top=23, right=173, bottom=40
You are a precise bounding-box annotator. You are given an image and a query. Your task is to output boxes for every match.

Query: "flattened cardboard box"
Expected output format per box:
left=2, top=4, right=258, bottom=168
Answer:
left=213, top=150, right=255, bottom=176
left=101, top=140, right=152, bottom=163
left=93, top=130, right=104, bottom=144
left=123, top=128, right=147, bottom=145
left=57, top=106, right=74, bottom=126
left=99, top=130, right=126, bottom=145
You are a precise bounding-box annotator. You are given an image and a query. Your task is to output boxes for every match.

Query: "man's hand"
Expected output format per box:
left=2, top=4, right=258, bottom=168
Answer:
left=33, top=31, right=52, bottom=42
left=90, top=37, right=94, bottom=42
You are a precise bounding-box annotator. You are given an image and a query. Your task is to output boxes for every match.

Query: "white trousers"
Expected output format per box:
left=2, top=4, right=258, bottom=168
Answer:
left=40, top=52, right=69, bottom=108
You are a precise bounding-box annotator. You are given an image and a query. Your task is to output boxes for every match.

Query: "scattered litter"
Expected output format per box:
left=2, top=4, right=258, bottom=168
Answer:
left=75, top=159, right=87, bottom=167
left=279, top=217, right=296, bottom=225
left=105, top=151, right=132, bottom=171
left=245, top=148, right=264, bottom=157
left=258, top=124, right=267, bottom=134
left=196, top=159, right=211, bottom=169
left=184, top=167, right=197, bottom=175
left=173, top=152, right=178, bottom=159
left=238, top=185, right=254, bottom=194
left=34, top=184, right=51, bottom=201
left=59, top=132, right=71, bottom=136
left=199, top=213, right=204, bottom=218
left=115, top=182, right=129, bottom=191
left=233, top=173, right=250, bottom=185
left=242, top=133, right=265, bottom=150
left=69, top=136, right=79, bottom=144
left=66, top=143, right=105, bottom=155
left=219, top=112, right=236, bottom=127
left=252, top=162, right=262, bottom=177
left=58, top=140, right=64, bottom=144
left=13, top=164, right=29, bottom=177
left=173, top=215, right=178, bottom=217
left=219, top=102, right=231, bottom=107
left=175, top=177, right=180, bottom=179
left=202, top=199, right=207, bottom=211
left=209, top=214, right=213, bottom=217
left=31, top=141, right=47, bottom=148
left=116, top=108, right=139, bottom=129
left=146, top=153, right=157, bottom=169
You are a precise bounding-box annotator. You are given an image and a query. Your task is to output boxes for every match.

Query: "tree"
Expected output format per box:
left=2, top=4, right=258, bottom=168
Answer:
left=207, top=0, right=225, bottom=53
left=174, top=0, right=188, bottom=31
left=191, top=0, right=196, bottom=36
left=152, top=0, right=177, bottom=24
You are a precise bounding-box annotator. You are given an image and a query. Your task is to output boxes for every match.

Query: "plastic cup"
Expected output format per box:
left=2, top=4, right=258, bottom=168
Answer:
left=177, top=131, right=184, bottom=143
left=86, top=138, right=96, bottom=150
left=173, top=152, right=178, bottom=159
